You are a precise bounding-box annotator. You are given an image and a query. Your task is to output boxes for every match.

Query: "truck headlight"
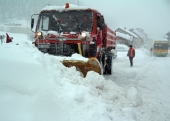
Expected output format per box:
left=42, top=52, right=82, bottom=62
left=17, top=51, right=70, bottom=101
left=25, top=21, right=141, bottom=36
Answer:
left=81, top=31, right=87, bottom=40
left=36, top=32, right=43, bottom=39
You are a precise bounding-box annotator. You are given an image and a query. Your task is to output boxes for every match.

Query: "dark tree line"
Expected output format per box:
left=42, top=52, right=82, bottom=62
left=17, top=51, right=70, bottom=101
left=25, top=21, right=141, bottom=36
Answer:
left=0, top=0, right=82, bottom=23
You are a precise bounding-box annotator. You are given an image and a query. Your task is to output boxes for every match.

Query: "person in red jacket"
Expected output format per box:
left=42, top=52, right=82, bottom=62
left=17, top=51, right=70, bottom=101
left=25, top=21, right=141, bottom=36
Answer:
left=127, top=45, right=135, bottom=67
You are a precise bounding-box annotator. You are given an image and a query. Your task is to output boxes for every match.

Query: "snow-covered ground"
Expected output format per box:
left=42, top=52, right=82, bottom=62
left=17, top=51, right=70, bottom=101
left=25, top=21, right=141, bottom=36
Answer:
left=0, top=31, right=170, bottom=121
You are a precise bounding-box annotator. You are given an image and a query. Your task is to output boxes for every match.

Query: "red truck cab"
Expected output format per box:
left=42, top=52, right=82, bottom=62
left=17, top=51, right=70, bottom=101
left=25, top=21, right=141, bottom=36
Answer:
left=31, top=3, right=116, bottom=74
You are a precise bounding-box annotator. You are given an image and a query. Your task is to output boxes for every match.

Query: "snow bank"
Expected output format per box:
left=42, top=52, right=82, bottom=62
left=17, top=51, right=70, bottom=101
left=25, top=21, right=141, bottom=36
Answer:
left=1, top=31, right=170, bottom=121
left=127, top=87, right=143, bottom=107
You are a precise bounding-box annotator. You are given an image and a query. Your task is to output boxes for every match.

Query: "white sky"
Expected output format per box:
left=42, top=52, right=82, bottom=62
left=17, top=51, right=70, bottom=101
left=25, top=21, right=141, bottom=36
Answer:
left=0, top=31, right=170, bottom=121
left=82, top=0, right=170, bottom=39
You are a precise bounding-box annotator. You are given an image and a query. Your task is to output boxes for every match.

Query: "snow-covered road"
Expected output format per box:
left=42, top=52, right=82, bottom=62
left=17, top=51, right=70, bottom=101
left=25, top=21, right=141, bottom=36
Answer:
left=105, top=48, right=170, bottom=120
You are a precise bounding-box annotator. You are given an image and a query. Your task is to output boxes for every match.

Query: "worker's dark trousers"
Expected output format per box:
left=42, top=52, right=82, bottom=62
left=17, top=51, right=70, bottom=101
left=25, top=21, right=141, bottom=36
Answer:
left=129, top=57, right=133, bottom=66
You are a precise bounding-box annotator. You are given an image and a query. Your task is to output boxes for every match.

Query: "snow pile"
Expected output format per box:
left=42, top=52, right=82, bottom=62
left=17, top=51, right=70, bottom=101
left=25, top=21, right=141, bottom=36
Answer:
left=122, top=108, right=136, bottom=121
left=127, top=87, right=143, bottom=107
left=0, top=31, right=170, bottom=121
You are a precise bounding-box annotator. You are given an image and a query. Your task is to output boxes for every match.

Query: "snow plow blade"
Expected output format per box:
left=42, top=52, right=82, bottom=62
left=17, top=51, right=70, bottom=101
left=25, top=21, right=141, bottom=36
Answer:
left=62, top=57, right=102, bottom=77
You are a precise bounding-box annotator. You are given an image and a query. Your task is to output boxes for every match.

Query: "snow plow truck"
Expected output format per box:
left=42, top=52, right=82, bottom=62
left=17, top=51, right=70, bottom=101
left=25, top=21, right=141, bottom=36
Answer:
left=31, top=3, right=116, bottom=77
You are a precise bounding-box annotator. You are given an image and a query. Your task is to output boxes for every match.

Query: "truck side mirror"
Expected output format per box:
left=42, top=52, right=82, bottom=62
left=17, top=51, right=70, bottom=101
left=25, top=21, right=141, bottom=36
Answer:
left=31, top=14, right=39, bottom=33
left=31, top=18, right=34, bottom=29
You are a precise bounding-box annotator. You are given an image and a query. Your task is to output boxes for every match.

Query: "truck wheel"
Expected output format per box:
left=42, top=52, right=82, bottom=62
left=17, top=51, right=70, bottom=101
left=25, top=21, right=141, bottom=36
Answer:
left=105, top=53, right=113, bottom=74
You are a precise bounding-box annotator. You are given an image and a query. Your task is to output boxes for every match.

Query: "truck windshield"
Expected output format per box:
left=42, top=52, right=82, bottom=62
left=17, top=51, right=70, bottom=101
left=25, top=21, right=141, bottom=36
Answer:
left=37, top=10, right=93, bottom=33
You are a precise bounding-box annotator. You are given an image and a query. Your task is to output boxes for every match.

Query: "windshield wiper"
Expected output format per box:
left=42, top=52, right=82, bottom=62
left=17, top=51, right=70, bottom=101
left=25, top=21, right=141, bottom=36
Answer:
left=53, top=15, right=63, bottom=34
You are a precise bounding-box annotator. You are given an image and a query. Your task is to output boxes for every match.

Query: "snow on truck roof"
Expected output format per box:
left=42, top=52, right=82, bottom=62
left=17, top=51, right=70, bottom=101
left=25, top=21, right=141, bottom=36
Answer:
left=41, top=4, right=91, bottom=12
left=154, top=40, right=168, bottom=42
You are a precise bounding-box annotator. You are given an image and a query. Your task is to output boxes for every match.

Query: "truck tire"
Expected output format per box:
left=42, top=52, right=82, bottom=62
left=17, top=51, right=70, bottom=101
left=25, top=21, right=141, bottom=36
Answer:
left=105, top=53, right=113, bottom=74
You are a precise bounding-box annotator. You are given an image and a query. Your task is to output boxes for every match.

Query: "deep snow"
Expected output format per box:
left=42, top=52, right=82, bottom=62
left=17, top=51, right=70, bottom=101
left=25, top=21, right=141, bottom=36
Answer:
left=0, top=31, right=170, bottom=121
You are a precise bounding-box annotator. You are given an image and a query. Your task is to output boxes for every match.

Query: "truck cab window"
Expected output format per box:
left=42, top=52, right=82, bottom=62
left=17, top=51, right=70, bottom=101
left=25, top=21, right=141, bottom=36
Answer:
left=97, top=16, right=105, bottom=29
left=38, top=15, right=49, bottom=31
